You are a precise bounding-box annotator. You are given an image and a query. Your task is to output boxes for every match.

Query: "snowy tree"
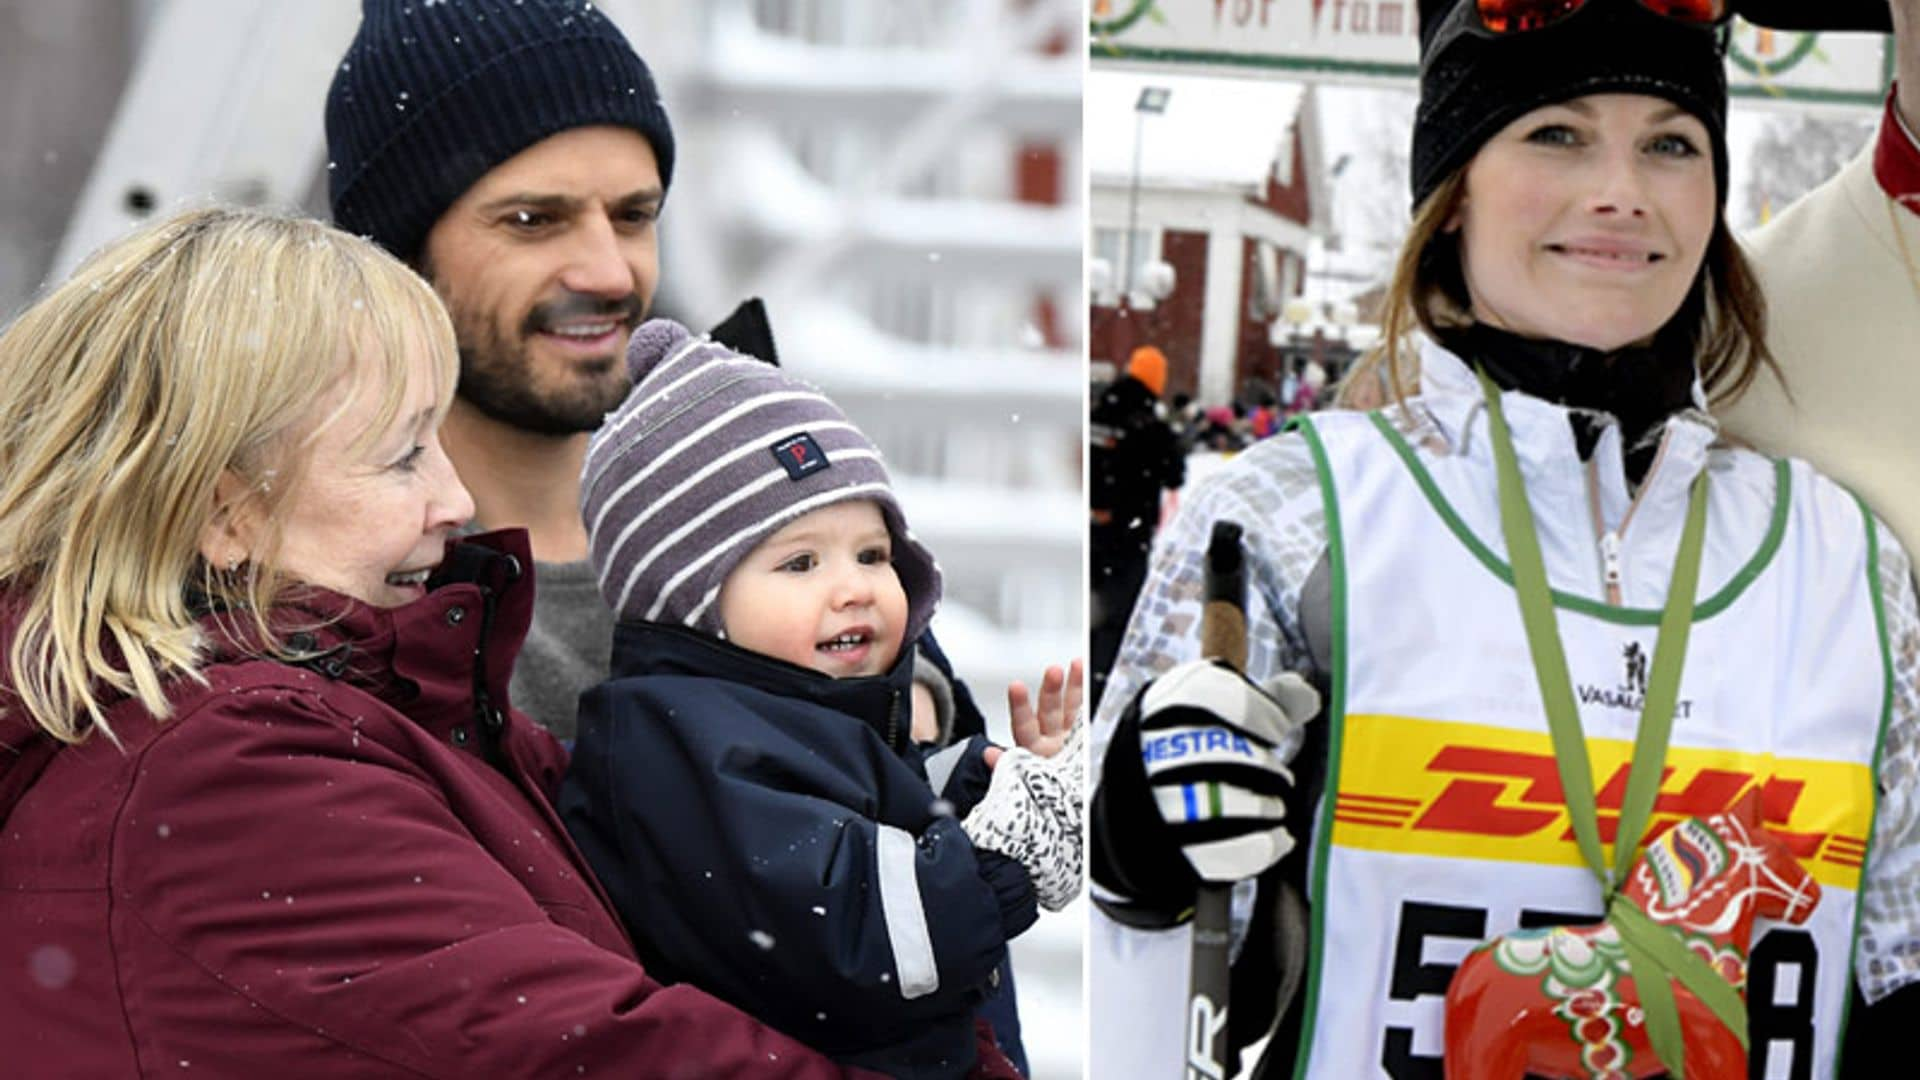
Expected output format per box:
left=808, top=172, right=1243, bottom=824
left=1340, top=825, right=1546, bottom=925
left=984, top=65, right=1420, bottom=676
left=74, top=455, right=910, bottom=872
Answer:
left=1319, top=86, right=1416, bottom=296
left=1740, top=111, right=1875, bottom=231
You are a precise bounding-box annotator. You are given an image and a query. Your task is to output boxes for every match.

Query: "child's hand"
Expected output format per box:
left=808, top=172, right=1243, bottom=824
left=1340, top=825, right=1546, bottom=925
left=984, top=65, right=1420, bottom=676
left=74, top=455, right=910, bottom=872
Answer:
left=1006, top=659, right=1083, bottom=760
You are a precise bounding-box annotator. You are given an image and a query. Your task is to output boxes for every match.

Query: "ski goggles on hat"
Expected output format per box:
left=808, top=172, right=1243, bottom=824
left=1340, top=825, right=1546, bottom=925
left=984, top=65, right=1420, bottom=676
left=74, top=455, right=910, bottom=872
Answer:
left=1452, top=0, right=1728, bottom=35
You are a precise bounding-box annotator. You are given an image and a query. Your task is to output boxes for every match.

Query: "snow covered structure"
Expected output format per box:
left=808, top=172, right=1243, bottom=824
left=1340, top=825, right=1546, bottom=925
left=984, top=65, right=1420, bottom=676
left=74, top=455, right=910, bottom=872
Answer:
left=642, top=12, right=1086, bottom=1069
left=1088, top=69, right=1331, bottom=406
left=30, top=1, right=1083, bottom=1075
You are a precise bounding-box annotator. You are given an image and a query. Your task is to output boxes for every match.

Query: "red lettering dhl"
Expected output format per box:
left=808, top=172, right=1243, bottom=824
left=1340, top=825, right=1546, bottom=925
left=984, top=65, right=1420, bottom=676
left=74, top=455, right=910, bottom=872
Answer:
left=1425, top=746, right=1567, bottom=802
left=1414, top=747, right=1564, bottom=836
left=1416, top=779, right=1560, bottom=836
left=1413, top=748, right=1819, bottom=849
left=1334, top=715, right=1873, bottom=887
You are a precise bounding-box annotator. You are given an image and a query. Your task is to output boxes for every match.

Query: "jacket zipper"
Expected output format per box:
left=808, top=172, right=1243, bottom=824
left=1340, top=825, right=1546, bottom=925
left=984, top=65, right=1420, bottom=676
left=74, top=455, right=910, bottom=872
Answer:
left=1588, top=432, right=1675, bottom=607
left=1599, top=530, right=1624, bottom=605
left=470, top=581, right=508, bottom=770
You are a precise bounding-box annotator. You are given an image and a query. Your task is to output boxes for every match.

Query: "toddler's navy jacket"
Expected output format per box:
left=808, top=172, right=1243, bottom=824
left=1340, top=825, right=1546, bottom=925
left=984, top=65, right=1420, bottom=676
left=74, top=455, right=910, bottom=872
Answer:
left=559, top=622, right=1037, bottom=1079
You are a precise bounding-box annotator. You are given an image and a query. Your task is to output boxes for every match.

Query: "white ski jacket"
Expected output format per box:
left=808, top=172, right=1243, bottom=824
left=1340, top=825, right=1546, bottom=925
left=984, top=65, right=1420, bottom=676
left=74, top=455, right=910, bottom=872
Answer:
left=1091, top=338, right=1920, bottom=1079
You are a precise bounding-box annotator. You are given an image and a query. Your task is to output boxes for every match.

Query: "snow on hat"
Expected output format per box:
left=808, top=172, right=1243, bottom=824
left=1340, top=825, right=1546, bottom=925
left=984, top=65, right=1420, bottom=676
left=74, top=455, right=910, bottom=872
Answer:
left=581, top=319, right=941, bottom=643
left=1413, top=0, right=1729, bottom=211
left=325, top=0, right=675, bottom=264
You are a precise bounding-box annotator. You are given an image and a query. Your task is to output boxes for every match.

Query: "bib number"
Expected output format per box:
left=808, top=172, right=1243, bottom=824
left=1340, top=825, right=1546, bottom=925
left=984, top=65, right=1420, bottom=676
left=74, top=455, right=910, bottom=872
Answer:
left=1382, top=900, right=1819, bottom=1079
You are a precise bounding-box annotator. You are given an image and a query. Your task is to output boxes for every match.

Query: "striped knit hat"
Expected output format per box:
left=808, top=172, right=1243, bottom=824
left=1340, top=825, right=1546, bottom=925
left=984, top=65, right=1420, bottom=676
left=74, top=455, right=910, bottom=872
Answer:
left=582, top=319, right=941, bottom=644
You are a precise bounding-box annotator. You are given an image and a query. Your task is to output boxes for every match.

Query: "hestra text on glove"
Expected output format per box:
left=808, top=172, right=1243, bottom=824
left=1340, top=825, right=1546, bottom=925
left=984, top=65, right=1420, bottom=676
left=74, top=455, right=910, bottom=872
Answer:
left=1136, top=659, right=1318, bottom=883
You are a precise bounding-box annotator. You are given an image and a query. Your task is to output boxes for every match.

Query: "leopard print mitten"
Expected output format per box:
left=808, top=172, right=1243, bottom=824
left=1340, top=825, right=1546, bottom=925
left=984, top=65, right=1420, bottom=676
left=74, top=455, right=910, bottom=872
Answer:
left=960, top=725, right=1085, bottom=911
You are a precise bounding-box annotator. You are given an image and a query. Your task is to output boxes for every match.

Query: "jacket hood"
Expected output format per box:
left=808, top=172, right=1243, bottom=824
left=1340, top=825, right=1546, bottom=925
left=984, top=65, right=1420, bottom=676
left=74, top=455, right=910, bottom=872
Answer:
left=609, top=620, right=917, bottom=753
left=0, top=529, right=536, bottom=826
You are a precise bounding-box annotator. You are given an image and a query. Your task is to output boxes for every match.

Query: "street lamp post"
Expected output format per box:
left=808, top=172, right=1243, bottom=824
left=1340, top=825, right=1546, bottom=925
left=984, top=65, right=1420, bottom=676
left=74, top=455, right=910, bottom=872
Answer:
left=1122, top=85, right=1170, bottom=302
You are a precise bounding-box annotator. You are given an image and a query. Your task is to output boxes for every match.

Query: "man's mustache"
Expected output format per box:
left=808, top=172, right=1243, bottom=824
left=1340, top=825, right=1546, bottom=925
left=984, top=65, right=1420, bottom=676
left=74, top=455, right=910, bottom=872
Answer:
left=521, top=291, right=646, bottom=336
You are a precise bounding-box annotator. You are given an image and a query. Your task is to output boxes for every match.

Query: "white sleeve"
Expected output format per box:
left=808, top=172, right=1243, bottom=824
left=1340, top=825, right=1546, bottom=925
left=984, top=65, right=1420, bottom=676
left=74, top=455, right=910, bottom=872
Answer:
left=1857, top=519, right=1920, bottom=1004
left=1092, top=434, right=1329, bottom=757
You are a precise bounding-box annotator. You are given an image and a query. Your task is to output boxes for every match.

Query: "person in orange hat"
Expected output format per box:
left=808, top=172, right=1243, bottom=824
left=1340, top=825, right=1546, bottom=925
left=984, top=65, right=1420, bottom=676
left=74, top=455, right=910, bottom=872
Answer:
left=1125, top=345, right=1169, bottom=396
left=1088, top=345, right=1185, bottom=711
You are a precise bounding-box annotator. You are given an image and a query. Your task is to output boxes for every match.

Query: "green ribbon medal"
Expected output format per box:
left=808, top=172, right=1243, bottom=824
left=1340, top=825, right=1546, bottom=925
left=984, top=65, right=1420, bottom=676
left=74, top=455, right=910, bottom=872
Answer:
left=1477, top=367, right=1744, bottom=1077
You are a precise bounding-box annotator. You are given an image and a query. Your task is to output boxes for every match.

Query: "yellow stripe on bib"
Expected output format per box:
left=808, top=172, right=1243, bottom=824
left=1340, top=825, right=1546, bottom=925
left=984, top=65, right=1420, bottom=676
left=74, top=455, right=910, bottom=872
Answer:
left=1331, top=713, right=1873, bottom=889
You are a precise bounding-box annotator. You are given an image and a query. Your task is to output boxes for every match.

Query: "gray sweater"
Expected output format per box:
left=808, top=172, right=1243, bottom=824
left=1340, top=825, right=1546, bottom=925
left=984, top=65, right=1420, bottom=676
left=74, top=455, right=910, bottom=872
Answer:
left=510, top=556, right=614, bottom=741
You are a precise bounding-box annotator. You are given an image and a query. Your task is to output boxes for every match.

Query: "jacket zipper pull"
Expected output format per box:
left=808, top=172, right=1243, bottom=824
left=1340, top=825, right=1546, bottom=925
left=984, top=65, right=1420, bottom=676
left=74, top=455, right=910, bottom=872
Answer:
left=1600, top=531, right=1624, bottom=604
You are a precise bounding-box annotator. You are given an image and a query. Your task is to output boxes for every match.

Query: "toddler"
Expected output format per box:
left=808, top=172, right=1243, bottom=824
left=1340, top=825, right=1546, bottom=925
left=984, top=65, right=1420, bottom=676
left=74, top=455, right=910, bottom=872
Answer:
left=559, top=320, right=1082, bottom=1080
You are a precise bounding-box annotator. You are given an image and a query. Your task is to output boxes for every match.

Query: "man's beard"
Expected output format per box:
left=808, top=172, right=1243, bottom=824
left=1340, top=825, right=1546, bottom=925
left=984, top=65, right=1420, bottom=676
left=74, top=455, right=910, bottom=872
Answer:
left=456, top=339, right=629, bottom=435
left=453, top=292, right=646, bottom=436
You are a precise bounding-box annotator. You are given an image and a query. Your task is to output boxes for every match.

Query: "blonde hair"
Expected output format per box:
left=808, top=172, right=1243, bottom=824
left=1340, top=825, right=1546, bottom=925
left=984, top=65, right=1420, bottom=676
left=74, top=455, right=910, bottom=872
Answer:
left=0, top=206, right=457, bottom=746
left=1337, top=168, right=1775, bottom=411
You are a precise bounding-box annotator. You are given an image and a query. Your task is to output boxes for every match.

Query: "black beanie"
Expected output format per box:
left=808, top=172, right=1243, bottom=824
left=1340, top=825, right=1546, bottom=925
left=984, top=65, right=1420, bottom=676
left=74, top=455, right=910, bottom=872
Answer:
left=326, top=0, right=675, bottom=264
left=1412, top=0, right=1728, bottom=212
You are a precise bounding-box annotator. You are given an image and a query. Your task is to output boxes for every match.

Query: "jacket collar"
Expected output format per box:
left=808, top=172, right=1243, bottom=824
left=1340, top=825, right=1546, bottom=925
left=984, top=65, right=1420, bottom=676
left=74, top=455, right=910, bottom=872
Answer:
left=200, top=529, right=534, bottom=743
left=0, top=530, right=535, bottom=823
left=1438, top=322, right=1702, bottom=477
left=1874, top=85, right=1920, bottom=217
left=610, top=621, right=916, bottom=753
left=1411, top=336, right=1718, bottom=538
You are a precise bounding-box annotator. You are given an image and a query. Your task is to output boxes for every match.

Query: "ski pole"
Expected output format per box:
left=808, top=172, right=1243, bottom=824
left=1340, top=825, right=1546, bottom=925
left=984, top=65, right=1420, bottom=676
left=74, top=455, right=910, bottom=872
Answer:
left=1186, top=520, right=1246, bottom=1080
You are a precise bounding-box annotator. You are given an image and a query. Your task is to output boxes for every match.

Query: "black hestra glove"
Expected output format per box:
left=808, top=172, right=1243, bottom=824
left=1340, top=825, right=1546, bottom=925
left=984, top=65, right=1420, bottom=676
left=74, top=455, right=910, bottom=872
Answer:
left=1094, top=660, right=1318, bottom=919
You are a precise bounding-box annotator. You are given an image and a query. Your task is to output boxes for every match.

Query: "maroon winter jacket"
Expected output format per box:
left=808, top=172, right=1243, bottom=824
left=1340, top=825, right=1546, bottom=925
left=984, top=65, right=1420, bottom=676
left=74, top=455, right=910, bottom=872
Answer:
left=0, top=531, right=875, bottom=1078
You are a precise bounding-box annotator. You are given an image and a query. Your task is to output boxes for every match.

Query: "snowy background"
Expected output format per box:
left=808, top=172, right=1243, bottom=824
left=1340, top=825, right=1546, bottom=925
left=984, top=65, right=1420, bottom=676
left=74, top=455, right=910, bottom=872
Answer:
left=0, top=1, right=1085, bottom=1076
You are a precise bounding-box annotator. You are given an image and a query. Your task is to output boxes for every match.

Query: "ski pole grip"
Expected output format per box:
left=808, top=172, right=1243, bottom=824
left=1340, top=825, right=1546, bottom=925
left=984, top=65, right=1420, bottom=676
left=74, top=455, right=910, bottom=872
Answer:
left=1187, top=520, right=1246, bottom=1080
left=1202, top=521, right=1247, bottom=670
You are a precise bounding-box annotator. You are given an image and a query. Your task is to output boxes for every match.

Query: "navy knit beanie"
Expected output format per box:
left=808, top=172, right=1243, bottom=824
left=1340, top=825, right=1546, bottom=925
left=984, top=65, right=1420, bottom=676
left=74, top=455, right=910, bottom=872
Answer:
left=1413, top=0, right=1728, bottom=212
left=581, top=320, right=942, bottom=645
left=325, top=0, right=675, bottom=263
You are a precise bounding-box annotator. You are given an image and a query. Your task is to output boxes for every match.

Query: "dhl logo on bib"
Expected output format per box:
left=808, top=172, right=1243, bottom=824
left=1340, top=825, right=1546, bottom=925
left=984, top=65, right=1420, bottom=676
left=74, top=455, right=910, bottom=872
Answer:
left=1332, top=713, right=1873, bottom=889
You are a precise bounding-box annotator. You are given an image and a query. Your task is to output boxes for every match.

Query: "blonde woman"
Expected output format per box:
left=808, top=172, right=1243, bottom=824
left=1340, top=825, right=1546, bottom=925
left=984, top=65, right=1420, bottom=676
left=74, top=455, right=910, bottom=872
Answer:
left=0, top=208, right=867, bottom=1077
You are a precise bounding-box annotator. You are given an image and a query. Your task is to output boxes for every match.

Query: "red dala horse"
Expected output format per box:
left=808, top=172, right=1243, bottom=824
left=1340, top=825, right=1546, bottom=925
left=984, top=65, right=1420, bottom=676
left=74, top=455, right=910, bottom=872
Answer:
left=1443, top=790, right=1819, bottom=1079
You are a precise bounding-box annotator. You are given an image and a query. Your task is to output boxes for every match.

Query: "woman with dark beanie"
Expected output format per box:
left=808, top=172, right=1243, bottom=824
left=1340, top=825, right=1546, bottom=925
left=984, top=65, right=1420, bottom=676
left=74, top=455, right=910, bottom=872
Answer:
left=1088, top=2, right=1920, bottom=1076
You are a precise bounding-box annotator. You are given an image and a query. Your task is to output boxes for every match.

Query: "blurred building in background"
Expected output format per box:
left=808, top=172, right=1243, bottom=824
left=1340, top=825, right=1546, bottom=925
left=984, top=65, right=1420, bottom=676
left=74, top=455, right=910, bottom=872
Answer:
left=0, top=1, right=1083, bottom=1074
left=1086, top=70, right=1329, bottom=407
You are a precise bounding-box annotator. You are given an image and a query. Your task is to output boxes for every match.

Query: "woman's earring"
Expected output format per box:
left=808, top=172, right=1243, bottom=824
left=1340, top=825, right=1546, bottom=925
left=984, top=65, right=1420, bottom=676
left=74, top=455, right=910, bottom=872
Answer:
left=226, top=554, right=242, bottom=574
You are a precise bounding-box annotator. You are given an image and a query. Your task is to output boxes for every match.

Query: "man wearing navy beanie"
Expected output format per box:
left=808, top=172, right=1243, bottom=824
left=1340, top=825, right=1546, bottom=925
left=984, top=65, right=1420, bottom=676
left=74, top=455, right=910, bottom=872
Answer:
left=326, top=0, right=673, bottom=739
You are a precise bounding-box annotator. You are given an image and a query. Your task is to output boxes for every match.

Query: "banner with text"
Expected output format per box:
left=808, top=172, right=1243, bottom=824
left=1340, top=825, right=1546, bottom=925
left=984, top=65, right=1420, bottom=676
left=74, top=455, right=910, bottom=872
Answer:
left=1090, top=0, right=1889, bottom=108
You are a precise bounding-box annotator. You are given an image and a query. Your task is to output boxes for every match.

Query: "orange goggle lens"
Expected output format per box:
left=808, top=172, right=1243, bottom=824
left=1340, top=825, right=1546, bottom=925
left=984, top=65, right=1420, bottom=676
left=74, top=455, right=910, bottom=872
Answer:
left=1474, top=0, right=1726, bottom=34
